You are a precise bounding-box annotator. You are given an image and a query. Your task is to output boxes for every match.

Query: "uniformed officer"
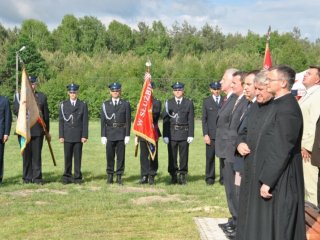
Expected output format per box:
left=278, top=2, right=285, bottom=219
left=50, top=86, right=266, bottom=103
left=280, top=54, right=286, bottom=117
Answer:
left=163, top=82, right=195, bottom=184
left=136, top=82, right=162, bottom=185
left=0, top=95, right=12, bottom=184
left=202, top=82, right=223, bottom=185
left=59, top=83, right=88, bottom=184
left=101, top=82, right=131, bottom=185
left=13, top=76, right=50, bottom=184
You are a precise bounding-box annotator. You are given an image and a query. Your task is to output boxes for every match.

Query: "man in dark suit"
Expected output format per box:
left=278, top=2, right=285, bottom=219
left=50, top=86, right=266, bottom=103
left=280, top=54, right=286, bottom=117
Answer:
left=312, top=116, right=320, bottom=208
left=236, top=65, right=305, bottom=240
left=163, top=82, right=194, bottom=185
left=14, top=76, right=50, bottom=184
left=0, top=95, right=12, bottom=184
left=59, top=84, right=88, bottom=184
left=101, top=82, right=131, bottom=185
left=202, top=81, right=222, bottom=185
left=136, top=82, right=162, bottom=185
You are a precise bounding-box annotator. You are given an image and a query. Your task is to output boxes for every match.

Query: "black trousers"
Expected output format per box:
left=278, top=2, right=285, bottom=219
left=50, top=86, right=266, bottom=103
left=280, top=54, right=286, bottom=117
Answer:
left=20, top=136, right=44, bottom=182
left=0, top=140, right=4, bottom=182
left=222, top=160, right=237, bottom=225
left=318, top=167, right=320, bottom=208
left=106, top=140, right=125, bottom=175
left=63, top=142, right=83, bottom=181
left=140, top=141, right=158, bottom=176
left=167, top=140, right=189, bottom=175
left=205, top=140, right=217, bottom=181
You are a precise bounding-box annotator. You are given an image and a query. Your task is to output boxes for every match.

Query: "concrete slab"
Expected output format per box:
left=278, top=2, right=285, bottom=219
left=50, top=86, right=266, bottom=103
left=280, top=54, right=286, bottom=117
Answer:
left=194, top=217, right=229, bottom=240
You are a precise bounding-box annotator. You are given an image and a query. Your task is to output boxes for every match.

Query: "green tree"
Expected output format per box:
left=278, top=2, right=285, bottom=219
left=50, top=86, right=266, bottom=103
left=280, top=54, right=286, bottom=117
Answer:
left=20, top=19, right=54, bottom=51
left=106, top=20, right=134, bottom=53
left=52, top=15, right=80, bottom=53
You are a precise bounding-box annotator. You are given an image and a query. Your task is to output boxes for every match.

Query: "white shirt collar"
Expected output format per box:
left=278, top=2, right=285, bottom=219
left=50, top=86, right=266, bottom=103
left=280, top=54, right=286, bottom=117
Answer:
left=175, top=97, right=183, bottom=103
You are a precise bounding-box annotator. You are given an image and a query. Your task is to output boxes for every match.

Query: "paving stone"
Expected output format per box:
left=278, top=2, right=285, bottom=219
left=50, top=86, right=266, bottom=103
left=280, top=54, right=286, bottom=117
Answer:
left=194, top=217, right=229, bottom=240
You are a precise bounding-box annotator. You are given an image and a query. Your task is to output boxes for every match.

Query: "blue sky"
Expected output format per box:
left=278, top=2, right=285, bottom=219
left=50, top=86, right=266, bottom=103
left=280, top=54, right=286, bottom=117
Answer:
left=0, top=0, right=319, bottom=41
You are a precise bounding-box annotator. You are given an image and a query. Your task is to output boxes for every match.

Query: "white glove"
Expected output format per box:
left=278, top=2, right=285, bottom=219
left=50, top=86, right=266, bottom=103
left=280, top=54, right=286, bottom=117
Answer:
left=187, top=137, right=194, bottom=144
left=124, top=136, right=130, bottom=145
left=101, top=137, right=107, bottom=145
left=163, top=137, right=169, bottom=144
left=135, top=136, right=139, bottom=145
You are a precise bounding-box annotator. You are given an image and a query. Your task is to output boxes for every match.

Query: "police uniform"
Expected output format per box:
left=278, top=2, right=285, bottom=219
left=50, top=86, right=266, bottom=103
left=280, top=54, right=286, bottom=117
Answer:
left=138, top=82, right=162, bottom=185
left=13, top=76, right=50, bottom=184
left=202, top=82, right=223, bottom=185
left=163, top=82, right=195, bottom=184
left=101, top=82, right=131, bottom=185
left=59, top=84, right=89, bottom=184
left=0, top=96, right=12, bottom=183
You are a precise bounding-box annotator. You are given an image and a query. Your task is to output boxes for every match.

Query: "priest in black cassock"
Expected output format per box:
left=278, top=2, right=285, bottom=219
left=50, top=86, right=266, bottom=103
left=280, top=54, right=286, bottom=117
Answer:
left=236, top=66, right=305, bottom=240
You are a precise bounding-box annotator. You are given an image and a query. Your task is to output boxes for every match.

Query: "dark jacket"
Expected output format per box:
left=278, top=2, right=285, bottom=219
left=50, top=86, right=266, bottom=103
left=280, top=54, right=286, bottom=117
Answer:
left=101, top=99, right=131, bottom=141
left=59, top=99, right=89, bottom=142
left=0, top=96, right=12, bottom=139
left=202, top=95, right=222, bottom=139
left=311, top=116, right=320, bottom=166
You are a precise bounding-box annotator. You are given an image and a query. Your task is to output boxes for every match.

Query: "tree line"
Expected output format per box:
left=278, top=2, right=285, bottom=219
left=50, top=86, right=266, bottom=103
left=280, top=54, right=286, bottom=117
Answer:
left=0, top=15, right=320, bottom=119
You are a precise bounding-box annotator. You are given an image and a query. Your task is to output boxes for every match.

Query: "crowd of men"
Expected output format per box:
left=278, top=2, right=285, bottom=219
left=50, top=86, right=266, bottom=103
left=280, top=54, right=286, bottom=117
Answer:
left=1, top=64, right=320, bottom=239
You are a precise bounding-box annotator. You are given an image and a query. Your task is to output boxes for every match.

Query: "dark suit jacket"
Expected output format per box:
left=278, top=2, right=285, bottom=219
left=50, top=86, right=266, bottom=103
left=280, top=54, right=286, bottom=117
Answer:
left=311, top=116, right=320, bottom=166
left=0, top=96, right=12, bottom=139
left=202, top=95, right=222, bottom=139
left=215, top=93, right=237, bottom=158
left=14, top=92, right=50, bottom=136
left=101, top=98, right=131, bottom=141
left=59, top=99, right=89, bottom=142
left=163, top=97, right=194, bottom=141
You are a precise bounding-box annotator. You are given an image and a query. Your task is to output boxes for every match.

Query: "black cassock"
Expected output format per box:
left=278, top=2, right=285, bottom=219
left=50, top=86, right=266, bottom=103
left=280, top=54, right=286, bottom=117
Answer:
left=236, top=93, right=305, bottom=240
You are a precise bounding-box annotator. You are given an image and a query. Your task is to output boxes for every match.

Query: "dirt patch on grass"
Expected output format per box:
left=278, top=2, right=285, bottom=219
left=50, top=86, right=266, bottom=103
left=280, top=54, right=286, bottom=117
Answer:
left=116, top=186, right=165, bottom=194
left=132, top=194, right=182, bottom=205
left=3, top=188, right=68, bottom=197
left=186, top=205, right=224, bottom=213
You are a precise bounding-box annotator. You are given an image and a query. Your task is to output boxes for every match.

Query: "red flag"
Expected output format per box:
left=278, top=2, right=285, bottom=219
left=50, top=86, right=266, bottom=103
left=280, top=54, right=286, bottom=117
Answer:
left=133, top=71, right=157, bottom=160
left=263, top=26, right=272, bottom=70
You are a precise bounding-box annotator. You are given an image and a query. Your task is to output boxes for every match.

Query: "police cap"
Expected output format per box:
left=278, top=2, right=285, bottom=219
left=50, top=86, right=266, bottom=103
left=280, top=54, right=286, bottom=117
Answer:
left=209, top=82, right=221, bottom=90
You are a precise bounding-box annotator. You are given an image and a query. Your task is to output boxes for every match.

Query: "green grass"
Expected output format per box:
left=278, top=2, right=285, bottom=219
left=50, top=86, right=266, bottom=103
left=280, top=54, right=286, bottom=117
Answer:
left=0, top=120, right=228, bottom=239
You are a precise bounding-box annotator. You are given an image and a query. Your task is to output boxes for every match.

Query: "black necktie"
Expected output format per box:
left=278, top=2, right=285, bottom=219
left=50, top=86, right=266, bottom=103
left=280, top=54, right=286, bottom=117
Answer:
left=177, top=100, right=180, bottom=105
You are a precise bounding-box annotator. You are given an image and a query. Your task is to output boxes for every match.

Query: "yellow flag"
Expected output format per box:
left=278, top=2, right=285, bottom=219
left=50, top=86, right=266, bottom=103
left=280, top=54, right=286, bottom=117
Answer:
left=15, top=68, right=40, bottom=154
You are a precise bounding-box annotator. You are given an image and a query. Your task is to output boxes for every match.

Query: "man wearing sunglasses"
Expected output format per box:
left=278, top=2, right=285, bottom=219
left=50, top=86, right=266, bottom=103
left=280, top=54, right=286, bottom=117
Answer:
left=59, top=83, right=88, bottom=184
left=163, top=82, right=194, bottom=185
left=101, top=82, right=131, bottom=185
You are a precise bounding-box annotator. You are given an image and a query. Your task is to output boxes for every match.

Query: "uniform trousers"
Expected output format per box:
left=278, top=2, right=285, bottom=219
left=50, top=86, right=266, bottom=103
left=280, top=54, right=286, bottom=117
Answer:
left=205, top=139, right=218, bottom=182
left=106, top=140, right=125, bottom=175
left=0, top=140, right=5, bottom=182
left=222, top=160, right=237, bottom=225
left=140, top=141, right=158, bottom=176
left=63, top=142, right=83, bottom=181
left=21, top=136, right=44, bottom=183
left=168, top=140, right=189, bottom=175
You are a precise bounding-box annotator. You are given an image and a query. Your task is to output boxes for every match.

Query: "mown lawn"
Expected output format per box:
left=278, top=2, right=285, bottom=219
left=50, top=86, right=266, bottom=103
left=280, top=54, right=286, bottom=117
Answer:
left=0, top=120, right=228, bottom=239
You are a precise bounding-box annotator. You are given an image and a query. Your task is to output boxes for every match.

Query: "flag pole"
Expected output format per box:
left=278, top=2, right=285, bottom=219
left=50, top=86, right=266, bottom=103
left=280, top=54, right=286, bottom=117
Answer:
left=23, top=67, right=56, bottom=166
left=263, top=26, right=272, bottom=70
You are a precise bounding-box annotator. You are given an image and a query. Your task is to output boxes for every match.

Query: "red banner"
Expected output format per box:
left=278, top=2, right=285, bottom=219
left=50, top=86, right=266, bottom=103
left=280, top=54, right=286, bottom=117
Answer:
left=133, top=72, right=157, bottom=159
left=263, top=26, right=272, bottom=70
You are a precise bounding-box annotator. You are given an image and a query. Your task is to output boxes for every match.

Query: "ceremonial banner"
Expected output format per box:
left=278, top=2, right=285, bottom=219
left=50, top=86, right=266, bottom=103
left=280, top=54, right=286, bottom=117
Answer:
left=15, top=68, right=40, bottom=154
left=133, top=72, right=157, bottom=160
left=263, top=26, right=272, bottom=70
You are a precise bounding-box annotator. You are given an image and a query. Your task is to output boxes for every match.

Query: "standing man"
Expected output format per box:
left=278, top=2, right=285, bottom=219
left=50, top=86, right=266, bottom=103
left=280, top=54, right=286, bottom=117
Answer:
left=215, top=68, right=238, bottom=231
left=101, top=82, right=131, bottom=185
left=202, top=81, right=222, bottom=185
left=0, top=95, right=12, bottom=184
left=236, top=65, right=305, bottom=240
left=59, top=84, right=88, bottom=184
left=298, top=65, right=320, bottom=206
left=136, top=82, right=162, bottom=185
left=14, top=76, right=50, bottom=184
left=312, top=116, right=320, bottom=208
left=163, top=82, right=194, bottom=185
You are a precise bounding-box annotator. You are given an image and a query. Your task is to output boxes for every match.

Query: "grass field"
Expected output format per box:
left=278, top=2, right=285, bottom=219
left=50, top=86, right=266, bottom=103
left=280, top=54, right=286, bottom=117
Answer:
left=0, top=120, right=228, bottom=239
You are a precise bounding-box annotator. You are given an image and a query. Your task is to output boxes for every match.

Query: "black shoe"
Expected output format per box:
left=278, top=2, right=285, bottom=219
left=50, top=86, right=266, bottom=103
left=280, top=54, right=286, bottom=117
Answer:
left=218, top=220, right=233, bottom=230
left=223, top=224, right=236, bottom=233
left=107, top=174, right=113, bottom=184
left=62, top=179, right=73, bottom=185
left=23, top=179, right=32, bottom=184
left=180, top=174, right=187, bottom=185
left=219, top=178, right=224, bottom=185
left=149, top=175, right=155, bottom=185
left=117, top=175, right=123, bottom=185
left=171, top=174, right=177, bottom=184
left=206, top=178, right=215, bottom=185
left=139, top=176, right=148, bottom=184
